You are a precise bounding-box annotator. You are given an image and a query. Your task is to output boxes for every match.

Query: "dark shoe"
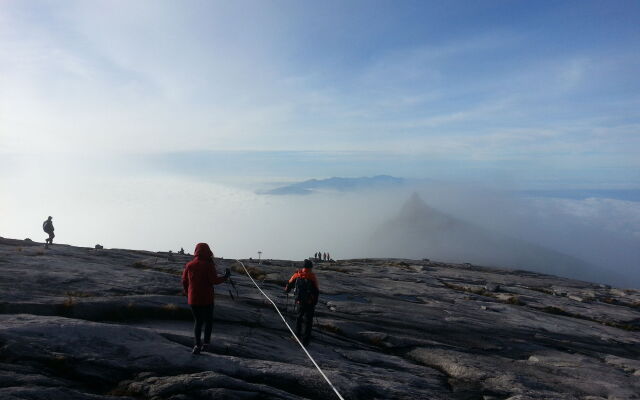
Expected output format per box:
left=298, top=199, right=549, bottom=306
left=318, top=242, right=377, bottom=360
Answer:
left=192, top=345, right=201, bottom=355
left=201, top=344, right=209, bottom=353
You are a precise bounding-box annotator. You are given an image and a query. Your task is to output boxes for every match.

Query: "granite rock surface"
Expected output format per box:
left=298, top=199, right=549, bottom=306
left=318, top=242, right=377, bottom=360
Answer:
left=1, top=237, right=639, bottom=399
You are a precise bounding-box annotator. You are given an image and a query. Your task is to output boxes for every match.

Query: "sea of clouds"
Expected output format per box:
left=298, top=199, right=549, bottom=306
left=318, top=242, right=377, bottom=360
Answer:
left=2, top=159, right=638, bottom=287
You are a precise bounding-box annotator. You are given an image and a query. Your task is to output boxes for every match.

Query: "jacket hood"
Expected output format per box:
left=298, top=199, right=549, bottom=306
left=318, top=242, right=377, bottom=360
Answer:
left=194, top=243, right=213, bottom=260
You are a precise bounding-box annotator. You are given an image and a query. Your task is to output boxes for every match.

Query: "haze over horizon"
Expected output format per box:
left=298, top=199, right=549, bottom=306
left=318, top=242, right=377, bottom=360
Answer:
left=1, top=1, right=639, bottom=286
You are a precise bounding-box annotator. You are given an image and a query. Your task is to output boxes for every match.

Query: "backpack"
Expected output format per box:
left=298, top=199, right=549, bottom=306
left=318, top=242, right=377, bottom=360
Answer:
left=43, top=220, right=53, bottom=233
left=294, top=277, right=316, bottom=305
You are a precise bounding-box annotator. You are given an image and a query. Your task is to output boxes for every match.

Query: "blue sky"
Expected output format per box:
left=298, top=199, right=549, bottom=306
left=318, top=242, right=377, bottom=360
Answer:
left=1, top=0, right=639, bottom=187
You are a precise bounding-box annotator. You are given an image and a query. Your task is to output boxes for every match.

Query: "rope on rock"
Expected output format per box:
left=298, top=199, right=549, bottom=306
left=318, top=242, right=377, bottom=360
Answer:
left=234, top=260, right=345, bottom=400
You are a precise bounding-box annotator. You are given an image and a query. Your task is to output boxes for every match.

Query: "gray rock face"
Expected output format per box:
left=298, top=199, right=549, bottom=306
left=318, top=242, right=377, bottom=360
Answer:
left=1, top=237, right=639, bottom=399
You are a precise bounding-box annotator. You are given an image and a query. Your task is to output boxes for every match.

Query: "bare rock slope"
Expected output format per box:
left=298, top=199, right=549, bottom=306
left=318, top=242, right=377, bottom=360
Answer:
left=1, top=237, right=639, bottom=399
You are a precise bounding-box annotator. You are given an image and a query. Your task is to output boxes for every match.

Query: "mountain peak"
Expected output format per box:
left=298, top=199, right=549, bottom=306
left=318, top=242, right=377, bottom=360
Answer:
left=398, top=192, right=437, bottom=220
left=405, top=191, right=427, bottom=208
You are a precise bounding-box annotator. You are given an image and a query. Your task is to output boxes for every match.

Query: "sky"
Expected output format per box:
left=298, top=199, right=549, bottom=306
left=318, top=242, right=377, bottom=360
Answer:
left=1, top=0, right=639, bottom=184
left=1, top=1, right=640, bottom=284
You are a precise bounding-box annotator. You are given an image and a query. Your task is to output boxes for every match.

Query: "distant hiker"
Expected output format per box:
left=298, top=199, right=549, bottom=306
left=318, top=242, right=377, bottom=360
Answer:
left=178, top=247, right=185, bottom=255
left=285, top=259, right=320, bottom=346
left=42, top=216, right=54, bottom=247
left=323, top=252, right=327, bottom=261
left=327, top=252, right=331, bottom=261
left=182, top=243, right=230, bottom=355
left=314, top=252, right=318, bottom=259
left=317, top=250, right=321, bottom=261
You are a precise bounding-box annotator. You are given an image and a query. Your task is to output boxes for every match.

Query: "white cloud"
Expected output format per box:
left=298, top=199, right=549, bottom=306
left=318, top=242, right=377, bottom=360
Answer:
left=531, top=197, right=640, bottom=241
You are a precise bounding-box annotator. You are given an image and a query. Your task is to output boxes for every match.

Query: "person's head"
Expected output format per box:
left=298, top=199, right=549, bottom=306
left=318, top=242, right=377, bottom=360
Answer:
left=194, top=243, right=213, bottom=260
left=47, top=216, right=52, bottom=221
left=303, top=259, right=313, bottom=269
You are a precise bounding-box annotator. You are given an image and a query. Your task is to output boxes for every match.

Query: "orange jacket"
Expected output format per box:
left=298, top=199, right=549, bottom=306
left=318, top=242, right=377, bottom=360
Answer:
left=285, top=268, right=319, bottom=304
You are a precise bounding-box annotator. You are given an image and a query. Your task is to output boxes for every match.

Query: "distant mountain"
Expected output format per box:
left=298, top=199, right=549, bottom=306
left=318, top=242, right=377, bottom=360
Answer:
left=261, top=175, right=405, bottom=195
left=371, top=193, right=615, bottom=284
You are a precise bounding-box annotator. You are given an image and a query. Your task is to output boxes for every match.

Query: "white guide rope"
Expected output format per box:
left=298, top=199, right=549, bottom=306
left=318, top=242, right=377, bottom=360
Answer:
left=235, top=260, right=345, bottom=400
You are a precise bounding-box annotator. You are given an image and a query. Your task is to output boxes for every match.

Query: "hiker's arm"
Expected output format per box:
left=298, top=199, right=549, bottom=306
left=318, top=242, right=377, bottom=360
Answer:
left=181, top=267, right=189, bottom=295
left=284, top=273, right=298, bottom=292
left=284, top=280, right=294, bottom=293
left=210, top=265, right=226, bottom=285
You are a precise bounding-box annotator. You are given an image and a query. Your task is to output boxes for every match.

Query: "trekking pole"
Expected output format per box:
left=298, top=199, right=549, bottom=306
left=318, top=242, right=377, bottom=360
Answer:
left=226, top=276, right=239, bottom=300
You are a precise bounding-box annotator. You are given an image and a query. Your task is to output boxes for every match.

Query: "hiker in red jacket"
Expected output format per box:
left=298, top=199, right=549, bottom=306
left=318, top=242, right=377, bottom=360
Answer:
left=285, top=259, right=320, bottom=346
left=182, top=242, right=230, bottom=354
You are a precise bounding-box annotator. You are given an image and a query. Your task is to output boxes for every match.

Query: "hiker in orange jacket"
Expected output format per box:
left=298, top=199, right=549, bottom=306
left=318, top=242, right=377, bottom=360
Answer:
left=285, top=259, right=319, bottom=346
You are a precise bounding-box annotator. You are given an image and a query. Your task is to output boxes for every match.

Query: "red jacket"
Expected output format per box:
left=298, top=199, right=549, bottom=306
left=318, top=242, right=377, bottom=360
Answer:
left=182, top=243, right=226, bottom=305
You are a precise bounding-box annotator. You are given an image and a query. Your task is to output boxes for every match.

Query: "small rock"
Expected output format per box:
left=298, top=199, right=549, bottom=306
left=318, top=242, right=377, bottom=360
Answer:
left=94, top=244, right=103, bottom=250
left=481, top=306, right=488, bottom=310
left=484, top=283, right=500, bottom=292
left=136, top=371, right=157, bottom=379
left=360, top=331, right=388, bottom=346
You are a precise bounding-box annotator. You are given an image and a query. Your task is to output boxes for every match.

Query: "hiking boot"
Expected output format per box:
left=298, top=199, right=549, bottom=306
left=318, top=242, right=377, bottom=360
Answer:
left=192, top=345, right=201, bottom=355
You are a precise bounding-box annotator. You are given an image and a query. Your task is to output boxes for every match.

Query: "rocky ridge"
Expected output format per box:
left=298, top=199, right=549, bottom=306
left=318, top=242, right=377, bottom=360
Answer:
left=1, top=237, right=639, bottom=399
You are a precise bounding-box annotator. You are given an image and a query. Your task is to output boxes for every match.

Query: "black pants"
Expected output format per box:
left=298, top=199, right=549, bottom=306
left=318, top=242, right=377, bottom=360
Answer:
left=46, top=232, right=55, bottom=244
left=190, top=304, right=214, bottom=346
left=296, top=303, right=315, bottom=346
